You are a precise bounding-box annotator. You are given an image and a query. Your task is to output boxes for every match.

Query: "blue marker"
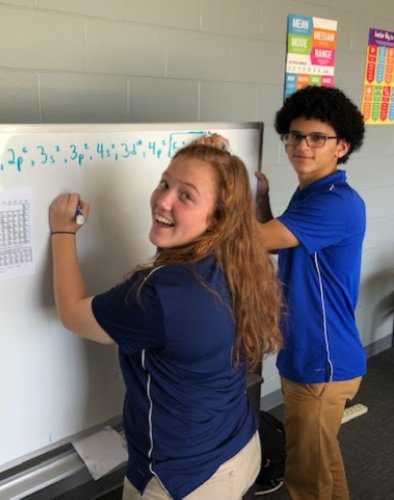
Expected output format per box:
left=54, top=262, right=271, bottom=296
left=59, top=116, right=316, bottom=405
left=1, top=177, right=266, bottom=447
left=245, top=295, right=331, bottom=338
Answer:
left=75, top=206, right=85, bottom=225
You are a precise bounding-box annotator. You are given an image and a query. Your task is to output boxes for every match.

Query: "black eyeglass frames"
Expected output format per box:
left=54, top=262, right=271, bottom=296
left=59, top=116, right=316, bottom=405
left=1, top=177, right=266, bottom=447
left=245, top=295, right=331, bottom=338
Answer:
left=280, top=132, right=339, bottom=148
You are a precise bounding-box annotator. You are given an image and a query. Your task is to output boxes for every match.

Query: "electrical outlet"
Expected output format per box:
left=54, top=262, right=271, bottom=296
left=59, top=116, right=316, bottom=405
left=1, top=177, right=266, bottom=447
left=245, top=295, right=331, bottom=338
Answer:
left=342, top=403, right=368, bottom=423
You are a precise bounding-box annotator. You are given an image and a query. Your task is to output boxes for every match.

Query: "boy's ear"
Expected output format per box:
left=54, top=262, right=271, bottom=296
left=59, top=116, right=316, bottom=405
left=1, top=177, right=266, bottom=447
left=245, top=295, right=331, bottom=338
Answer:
left=336, top=139, right=350, bottom=159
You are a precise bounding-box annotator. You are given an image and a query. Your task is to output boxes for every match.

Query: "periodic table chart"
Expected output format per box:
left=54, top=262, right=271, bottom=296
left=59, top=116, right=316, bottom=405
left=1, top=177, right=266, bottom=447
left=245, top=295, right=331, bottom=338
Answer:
left=0, top=189, right=34, bottom=279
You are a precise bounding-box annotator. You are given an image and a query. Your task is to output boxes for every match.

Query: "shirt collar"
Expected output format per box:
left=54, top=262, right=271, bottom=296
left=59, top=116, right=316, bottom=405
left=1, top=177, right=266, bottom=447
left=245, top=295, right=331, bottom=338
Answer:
left=297, top=169, right=346, bottom=193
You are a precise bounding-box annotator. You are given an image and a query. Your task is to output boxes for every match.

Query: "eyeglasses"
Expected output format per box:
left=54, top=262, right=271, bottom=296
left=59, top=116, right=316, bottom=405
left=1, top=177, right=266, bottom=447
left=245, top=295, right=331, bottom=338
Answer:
left=281, top=132, right=339, bottom=148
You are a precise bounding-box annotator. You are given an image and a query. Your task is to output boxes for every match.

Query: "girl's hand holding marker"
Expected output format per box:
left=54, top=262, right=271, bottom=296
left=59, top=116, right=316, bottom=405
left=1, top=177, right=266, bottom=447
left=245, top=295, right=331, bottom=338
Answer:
left=49, top=193, right=88, bottom=236
left=75, top=206, right=85, bottom=225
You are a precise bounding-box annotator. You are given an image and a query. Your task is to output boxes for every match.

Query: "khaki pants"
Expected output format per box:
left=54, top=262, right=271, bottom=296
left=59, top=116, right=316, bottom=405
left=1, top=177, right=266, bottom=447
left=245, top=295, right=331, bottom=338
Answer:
left=122, top=431, right=260, bottom=500
left=281, top=376, right=362, bottom=500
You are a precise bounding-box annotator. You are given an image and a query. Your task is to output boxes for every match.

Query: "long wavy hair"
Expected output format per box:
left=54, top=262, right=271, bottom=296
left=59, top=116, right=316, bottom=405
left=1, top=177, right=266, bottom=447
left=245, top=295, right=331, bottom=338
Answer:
left=137, top=143, right=283, bottom=368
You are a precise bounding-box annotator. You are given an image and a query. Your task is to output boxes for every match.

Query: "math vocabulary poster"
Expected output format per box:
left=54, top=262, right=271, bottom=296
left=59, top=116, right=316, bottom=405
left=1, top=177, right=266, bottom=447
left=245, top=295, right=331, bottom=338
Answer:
left=284, top=14, right=338, bottom=99
left=361, top=28, right=394, bottom=125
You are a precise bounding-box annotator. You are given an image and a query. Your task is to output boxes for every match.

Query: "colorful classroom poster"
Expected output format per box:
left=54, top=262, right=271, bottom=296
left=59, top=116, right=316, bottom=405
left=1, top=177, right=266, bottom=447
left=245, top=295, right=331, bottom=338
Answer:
left=361, top=28, right=394, bottom=125
left=284, top=14, right=338, bottom=99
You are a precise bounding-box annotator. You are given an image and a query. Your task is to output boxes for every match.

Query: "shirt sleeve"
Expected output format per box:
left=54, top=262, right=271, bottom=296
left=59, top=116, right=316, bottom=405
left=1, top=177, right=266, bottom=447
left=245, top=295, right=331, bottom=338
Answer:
left=278, top=189, right=349, bottom=254
left=91, top=278, right=165, bottom=355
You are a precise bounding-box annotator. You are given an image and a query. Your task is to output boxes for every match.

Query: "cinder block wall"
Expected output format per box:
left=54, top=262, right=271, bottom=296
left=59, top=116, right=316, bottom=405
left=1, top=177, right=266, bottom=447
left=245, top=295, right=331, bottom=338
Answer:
left=0, top=0, right=393, bottom=405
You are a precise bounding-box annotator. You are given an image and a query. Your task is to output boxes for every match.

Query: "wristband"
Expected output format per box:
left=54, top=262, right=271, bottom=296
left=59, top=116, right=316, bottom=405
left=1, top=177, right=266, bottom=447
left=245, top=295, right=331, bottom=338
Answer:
left=51, top=231, right=76, bottom=235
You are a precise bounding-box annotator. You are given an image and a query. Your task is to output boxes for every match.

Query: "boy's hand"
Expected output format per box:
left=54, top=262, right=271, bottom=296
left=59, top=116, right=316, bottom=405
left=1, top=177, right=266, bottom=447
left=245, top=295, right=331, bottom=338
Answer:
left=255, top=171, right=270, bottom=196
left=195, top=133, right=231, bottom=152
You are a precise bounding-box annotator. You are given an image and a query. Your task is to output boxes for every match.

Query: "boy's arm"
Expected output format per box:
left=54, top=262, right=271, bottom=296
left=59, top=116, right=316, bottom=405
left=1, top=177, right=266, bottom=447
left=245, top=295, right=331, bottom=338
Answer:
left=259, top=219, right=299, bottom=252
left=255, top=171, right=274, bottom=223
left=255, top=172, right=299, bottom=251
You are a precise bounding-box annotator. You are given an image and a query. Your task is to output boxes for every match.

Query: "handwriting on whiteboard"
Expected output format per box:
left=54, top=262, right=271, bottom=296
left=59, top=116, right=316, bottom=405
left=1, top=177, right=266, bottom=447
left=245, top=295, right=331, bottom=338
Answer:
left=0, top=130, right=204, bottom=173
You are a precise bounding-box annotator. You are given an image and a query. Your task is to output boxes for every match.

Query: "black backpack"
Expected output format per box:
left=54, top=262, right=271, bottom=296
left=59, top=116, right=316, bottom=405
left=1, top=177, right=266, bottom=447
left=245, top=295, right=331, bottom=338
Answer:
left=255, top=411, right=286, bottom=496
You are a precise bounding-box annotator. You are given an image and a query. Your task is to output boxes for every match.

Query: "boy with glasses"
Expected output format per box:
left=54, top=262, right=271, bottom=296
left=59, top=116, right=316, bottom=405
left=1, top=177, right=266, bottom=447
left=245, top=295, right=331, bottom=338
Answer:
left=257, top=85, right=366, bottom=500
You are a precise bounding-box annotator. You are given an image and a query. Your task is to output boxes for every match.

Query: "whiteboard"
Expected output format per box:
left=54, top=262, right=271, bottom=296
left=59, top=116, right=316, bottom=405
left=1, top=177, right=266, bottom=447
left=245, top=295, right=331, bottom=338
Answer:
left=0, top=122, right=263, bottom=471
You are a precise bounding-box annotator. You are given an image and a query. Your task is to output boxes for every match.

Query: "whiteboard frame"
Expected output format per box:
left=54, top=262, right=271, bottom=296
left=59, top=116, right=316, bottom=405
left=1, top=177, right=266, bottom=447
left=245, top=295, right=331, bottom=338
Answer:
left=0, top=121, right=263, bottom=134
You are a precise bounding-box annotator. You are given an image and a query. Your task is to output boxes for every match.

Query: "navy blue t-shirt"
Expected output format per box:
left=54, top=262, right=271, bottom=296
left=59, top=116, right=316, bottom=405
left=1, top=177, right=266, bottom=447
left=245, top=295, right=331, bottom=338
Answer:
left=92, top=256, right=256, bottom=499
left=277, top=170, right=367, bottom=383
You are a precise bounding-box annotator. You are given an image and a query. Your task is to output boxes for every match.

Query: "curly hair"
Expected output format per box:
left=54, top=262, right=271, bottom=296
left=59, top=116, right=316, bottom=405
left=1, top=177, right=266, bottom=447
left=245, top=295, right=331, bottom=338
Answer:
left=138, top=143, right=283, bottom=368
left=275, top=86, right=365, bottom=164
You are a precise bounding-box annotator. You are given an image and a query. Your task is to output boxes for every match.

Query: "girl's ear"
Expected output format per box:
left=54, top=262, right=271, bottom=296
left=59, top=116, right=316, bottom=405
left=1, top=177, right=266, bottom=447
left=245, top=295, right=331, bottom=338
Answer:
left=207, top=217, right=217, bottom=231
left=207, top=208, right=220, bottom=231
left=336, top=139, right=350, bottom=159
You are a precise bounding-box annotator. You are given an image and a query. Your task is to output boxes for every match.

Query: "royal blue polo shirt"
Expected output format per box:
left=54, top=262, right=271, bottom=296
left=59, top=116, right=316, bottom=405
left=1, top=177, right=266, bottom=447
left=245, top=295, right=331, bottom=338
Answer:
left=92, top=256, right=256, bottom=499
left=276, top=170, right=367, bottom=383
